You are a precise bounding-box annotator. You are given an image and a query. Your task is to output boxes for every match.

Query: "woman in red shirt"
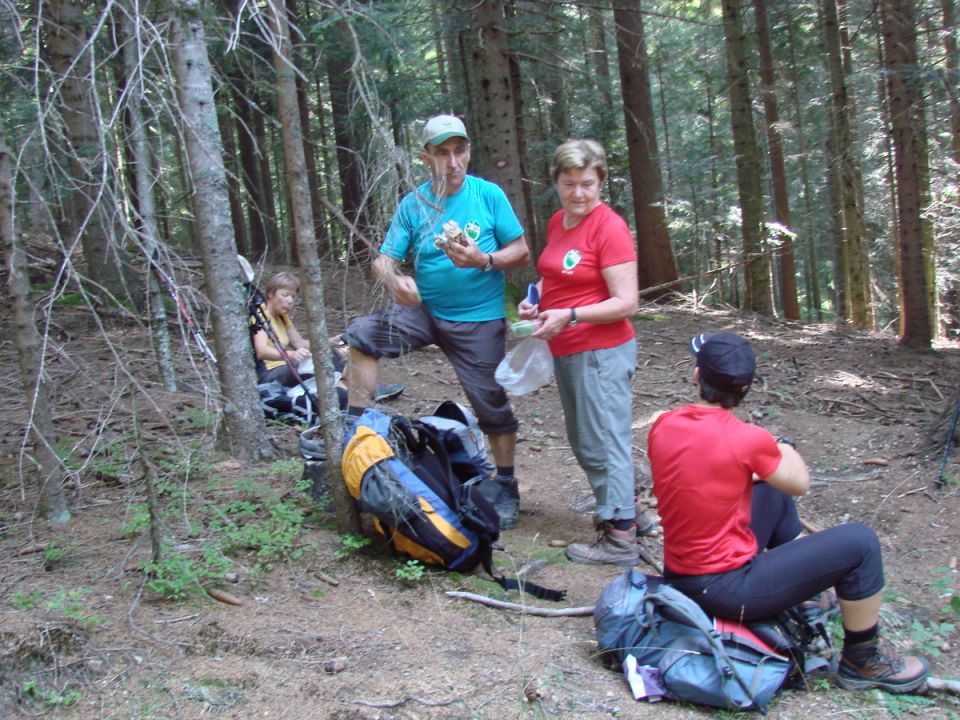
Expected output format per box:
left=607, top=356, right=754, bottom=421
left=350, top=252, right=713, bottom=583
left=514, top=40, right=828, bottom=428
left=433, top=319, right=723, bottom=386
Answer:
left=518, top=139, right=645, bottom=565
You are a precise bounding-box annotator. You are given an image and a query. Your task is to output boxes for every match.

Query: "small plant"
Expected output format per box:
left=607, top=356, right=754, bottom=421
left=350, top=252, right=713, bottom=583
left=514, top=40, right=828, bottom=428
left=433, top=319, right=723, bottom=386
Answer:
left=43, top=588, right=105, bottom=629
left=395, top=559, right=426, bottom=585
left=21, top=679, right=82, bottom=708
left=881, top=691, right=936, bottom=717
left=10, top=589, right=43, bottom=610
left=121, top=503, right=151, bottom=535
left=143, top=553, right=203, bottom=602
left=334, top=532, right=371, bottom=559
left=905, top=617, right=955, bottom=657
left=43, top=544, right=65, bottom=571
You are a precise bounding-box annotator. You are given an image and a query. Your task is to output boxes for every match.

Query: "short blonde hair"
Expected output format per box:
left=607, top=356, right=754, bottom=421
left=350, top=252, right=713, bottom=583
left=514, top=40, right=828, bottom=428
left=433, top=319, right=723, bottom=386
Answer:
left=265, top=271, right=299, bottom=298
left=551, top=139, right=608, bottom=184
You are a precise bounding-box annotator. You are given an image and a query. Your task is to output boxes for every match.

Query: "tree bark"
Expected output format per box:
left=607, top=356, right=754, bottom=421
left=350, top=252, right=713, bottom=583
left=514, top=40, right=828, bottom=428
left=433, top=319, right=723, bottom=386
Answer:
left=754, top=0, right=800, bottom=320
left=324, top=16, right=374, bottom=264
left=881, top=0, right=932, bottom=348
left=169, top=0, right=271, bottom=460
left=468, top=0, right=534, bottom=255
left=822, top=0, right=872, bottom=328
left=612, top=0, right=678, bottom=296
left=119, top=2, right=177, bottom=392
left=0, top=118, right=70, bottom=523
left=265, top=0, right=358, bottom=532
left=43, top=0, right=142, bottom=306
left=721, top=0, right=772, bottom=315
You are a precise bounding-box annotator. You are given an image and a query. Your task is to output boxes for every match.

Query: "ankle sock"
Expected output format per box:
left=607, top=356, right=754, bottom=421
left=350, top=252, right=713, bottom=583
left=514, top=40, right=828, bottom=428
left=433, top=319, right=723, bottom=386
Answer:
left=611, top=518, right=635, bottom=531
left=843, top=624, right=879, bottom=656
left=496, top=466, right=514, bottom=479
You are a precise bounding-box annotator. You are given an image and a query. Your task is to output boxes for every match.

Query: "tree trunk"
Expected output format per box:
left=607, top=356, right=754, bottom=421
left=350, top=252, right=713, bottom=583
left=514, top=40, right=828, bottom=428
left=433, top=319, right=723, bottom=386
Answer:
left=585, top=4, right=616, bottom=154
left=754, top=0, right=800, bottom=320
left=232, top=88, right=269, bottom=260
left=468, top=0, right=534, bottom=258
left=169, top=0, right=271, bottom=460
left=822, top=0, right=872, bottom=328
left=265, top=0, right=358, bottom=532
left=43, top=0, right=142, bottom=306
left=612, top=0, right=678, bottom=296
left=882, top=0, right=932, bottom=348
left=324, top=17, right=374, bottom=264
left=944, top=0, right=960, bottom=174
left=119, top=2, right=177, bottom=392
left=721, top=0, right=772, bottom=315
left=0, top=119, right=70, bottom=523
left=785, top=11, right=823, bottom=321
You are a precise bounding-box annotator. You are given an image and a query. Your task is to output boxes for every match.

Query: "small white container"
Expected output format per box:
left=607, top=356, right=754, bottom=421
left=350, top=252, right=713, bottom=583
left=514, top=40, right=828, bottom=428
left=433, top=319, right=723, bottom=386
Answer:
left=510, top=320, right=542, bottom=337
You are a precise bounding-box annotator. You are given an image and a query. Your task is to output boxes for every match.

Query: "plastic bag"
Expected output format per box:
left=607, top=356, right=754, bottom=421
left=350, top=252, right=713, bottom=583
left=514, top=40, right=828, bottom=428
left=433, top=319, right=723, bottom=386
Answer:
left=495, top=337, right=554, bottom=395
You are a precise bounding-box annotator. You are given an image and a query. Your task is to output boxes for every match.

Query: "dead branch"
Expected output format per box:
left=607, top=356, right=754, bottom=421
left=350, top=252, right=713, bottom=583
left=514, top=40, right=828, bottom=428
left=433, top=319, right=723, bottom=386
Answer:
left=319, top=196, right=375, bottom=250
left=926, top=676, right=960, bottom=695
left=445, top=591, right=594, bottom=616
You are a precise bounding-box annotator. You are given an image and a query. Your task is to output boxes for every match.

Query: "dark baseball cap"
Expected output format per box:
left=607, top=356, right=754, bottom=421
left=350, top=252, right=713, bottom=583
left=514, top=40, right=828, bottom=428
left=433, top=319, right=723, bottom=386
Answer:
left=689, top=332, right=756, bottom=393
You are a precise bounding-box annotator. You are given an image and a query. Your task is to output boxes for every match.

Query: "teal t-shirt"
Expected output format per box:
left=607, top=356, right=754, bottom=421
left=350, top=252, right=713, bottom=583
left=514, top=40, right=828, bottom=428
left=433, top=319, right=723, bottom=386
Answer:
left=380, top=175, right=524, bottom=321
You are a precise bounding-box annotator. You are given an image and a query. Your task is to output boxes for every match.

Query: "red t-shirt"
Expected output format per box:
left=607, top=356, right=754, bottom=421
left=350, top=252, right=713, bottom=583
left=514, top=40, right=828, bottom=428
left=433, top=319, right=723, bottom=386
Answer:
left=537, top=202, right=636, bottom=357
left=648, top=404, right=782, bottom=575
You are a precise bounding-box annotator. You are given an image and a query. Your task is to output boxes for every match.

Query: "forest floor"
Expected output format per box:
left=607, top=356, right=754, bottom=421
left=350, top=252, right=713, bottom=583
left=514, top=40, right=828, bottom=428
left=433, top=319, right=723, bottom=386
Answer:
left=1, top=262, right=960, bottom=720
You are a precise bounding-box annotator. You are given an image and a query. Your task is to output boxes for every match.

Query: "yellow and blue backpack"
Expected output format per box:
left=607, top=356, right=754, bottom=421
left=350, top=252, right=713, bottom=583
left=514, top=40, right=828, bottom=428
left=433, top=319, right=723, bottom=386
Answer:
left=342, top=407, right=564, bottom=601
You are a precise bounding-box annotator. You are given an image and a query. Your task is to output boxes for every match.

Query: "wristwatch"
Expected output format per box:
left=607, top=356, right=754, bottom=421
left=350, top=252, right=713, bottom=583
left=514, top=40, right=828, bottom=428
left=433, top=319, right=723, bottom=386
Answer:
left=482, top=253, right=495, bottom=272
left=569, top=308, right=578, bottom=326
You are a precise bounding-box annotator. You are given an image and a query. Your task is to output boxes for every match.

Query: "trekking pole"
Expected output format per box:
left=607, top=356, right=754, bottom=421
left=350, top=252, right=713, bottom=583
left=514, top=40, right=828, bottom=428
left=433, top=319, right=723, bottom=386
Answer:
left=237, top=256, right=319, bottom=410
left=148, top=251, right=217, bottom=364
left=935, top=390, right=960, bottom=488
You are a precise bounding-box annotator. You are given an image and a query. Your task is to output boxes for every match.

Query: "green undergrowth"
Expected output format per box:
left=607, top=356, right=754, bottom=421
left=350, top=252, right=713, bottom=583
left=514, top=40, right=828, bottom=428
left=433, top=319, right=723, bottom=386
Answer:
left=121, top=449, right=315, bottom=602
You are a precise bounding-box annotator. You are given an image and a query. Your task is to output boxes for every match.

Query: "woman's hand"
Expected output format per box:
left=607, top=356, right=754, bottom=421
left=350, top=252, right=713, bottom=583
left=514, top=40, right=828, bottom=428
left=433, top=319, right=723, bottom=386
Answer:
left=531, top=308, right=573, bottom=340
left=289, top=347, right=310, bottom=363
left=517, top=298, right=539, bottom=321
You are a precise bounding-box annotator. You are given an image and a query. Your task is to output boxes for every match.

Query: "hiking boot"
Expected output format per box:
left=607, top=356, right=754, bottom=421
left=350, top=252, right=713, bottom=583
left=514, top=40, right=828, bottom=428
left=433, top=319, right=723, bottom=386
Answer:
left=836, top=638, right=930, bottom=693
left=592, top=509, right=658, bottom=539
left=482, top=475, right=519, bottom=531
left=565, top=524, right=640, bottom=566
left=372, top=382, right=404, bottom=403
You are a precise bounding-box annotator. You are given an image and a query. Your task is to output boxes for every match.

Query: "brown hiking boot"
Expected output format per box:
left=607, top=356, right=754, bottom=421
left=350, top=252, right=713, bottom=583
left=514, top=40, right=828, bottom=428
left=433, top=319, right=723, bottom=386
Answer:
left=565, top=524, right=640, bottom=566
left=836, top=638, right=930, bottom=693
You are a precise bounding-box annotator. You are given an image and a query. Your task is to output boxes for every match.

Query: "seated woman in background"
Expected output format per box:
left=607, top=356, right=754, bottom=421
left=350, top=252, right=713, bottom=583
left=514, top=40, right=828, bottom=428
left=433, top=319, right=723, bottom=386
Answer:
left=251, top=272, right=312, bottom=387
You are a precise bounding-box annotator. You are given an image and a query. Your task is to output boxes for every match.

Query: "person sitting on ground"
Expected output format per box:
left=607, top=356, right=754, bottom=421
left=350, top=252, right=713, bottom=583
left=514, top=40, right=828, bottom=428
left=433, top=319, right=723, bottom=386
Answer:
left=517, top=139, right=654, bottom=566
left=343, top=114, right=530, bottom=530
left=251, top=272, right=312, bottom=387
left=647, top=331, right=930, bottom=694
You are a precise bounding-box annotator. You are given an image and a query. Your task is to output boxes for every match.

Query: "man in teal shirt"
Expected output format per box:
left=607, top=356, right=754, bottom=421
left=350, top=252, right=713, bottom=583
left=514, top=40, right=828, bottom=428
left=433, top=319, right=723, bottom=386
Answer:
left=344, top=115, right=530, bottom=529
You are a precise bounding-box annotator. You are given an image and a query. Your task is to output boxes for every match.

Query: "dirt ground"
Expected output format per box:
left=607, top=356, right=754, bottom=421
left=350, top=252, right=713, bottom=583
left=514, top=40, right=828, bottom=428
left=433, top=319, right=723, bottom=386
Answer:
left=2, top=265, right=959, bottom=719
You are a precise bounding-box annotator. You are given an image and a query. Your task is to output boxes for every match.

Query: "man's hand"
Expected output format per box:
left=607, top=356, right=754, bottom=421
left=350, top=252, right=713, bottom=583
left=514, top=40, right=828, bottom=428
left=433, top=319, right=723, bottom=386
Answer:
left=443, top=235, right=486, bottom=269
left=289, top=347, right=311, bottom=363
left=389, top=273, right=421, bottom=306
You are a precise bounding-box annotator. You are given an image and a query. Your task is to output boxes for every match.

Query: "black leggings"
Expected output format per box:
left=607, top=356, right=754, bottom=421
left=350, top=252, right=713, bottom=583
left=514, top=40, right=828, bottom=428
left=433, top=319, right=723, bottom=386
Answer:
left=665, top=483, right=884, bottom=621
left=257, top=364, right=313, bottom=388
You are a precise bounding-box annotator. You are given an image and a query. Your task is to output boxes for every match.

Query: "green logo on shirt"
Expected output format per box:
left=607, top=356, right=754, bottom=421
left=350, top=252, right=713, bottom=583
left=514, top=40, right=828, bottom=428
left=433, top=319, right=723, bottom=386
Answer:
left=464, top=220, right=481, bottom=242
left=562, top=249, right=582, bottom=273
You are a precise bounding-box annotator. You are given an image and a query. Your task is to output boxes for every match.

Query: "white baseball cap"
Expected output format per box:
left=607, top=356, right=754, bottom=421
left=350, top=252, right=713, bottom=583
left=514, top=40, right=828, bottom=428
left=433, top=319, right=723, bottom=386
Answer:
left=422, top=115, right=469, bottom=146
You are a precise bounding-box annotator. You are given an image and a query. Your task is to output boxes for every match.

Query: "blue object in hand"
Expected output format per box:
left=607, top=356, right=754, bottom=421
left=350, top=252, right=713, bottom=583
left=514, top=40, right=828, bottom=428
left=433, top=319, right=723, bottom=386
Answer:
left=527, top=283, right=539, bottom=305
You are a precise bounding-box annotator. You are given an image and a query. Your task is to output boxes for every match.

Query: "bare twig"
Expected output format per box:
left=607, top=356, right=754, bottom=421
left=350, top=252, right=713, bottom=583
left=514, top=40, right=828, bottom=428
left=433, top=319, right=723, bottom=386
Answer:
left=445, top=591, right=594, bottom=616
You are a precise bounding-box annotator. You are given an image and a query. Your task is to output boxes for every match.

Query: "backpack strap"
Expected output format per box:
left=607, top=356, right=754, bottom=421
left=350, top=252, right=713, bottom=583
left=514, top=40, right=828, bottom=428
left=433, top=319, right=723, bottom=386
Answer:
left=475, top=539, right=567, bottom=602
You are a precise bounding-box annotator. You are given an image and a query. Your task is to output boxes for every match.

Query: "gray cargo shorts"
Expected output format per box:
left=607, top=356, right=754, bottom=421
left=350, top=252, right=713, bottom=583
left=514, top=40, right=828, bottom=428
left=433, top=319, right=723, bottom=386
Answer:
left=344, top=303, right=518, bottom=436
